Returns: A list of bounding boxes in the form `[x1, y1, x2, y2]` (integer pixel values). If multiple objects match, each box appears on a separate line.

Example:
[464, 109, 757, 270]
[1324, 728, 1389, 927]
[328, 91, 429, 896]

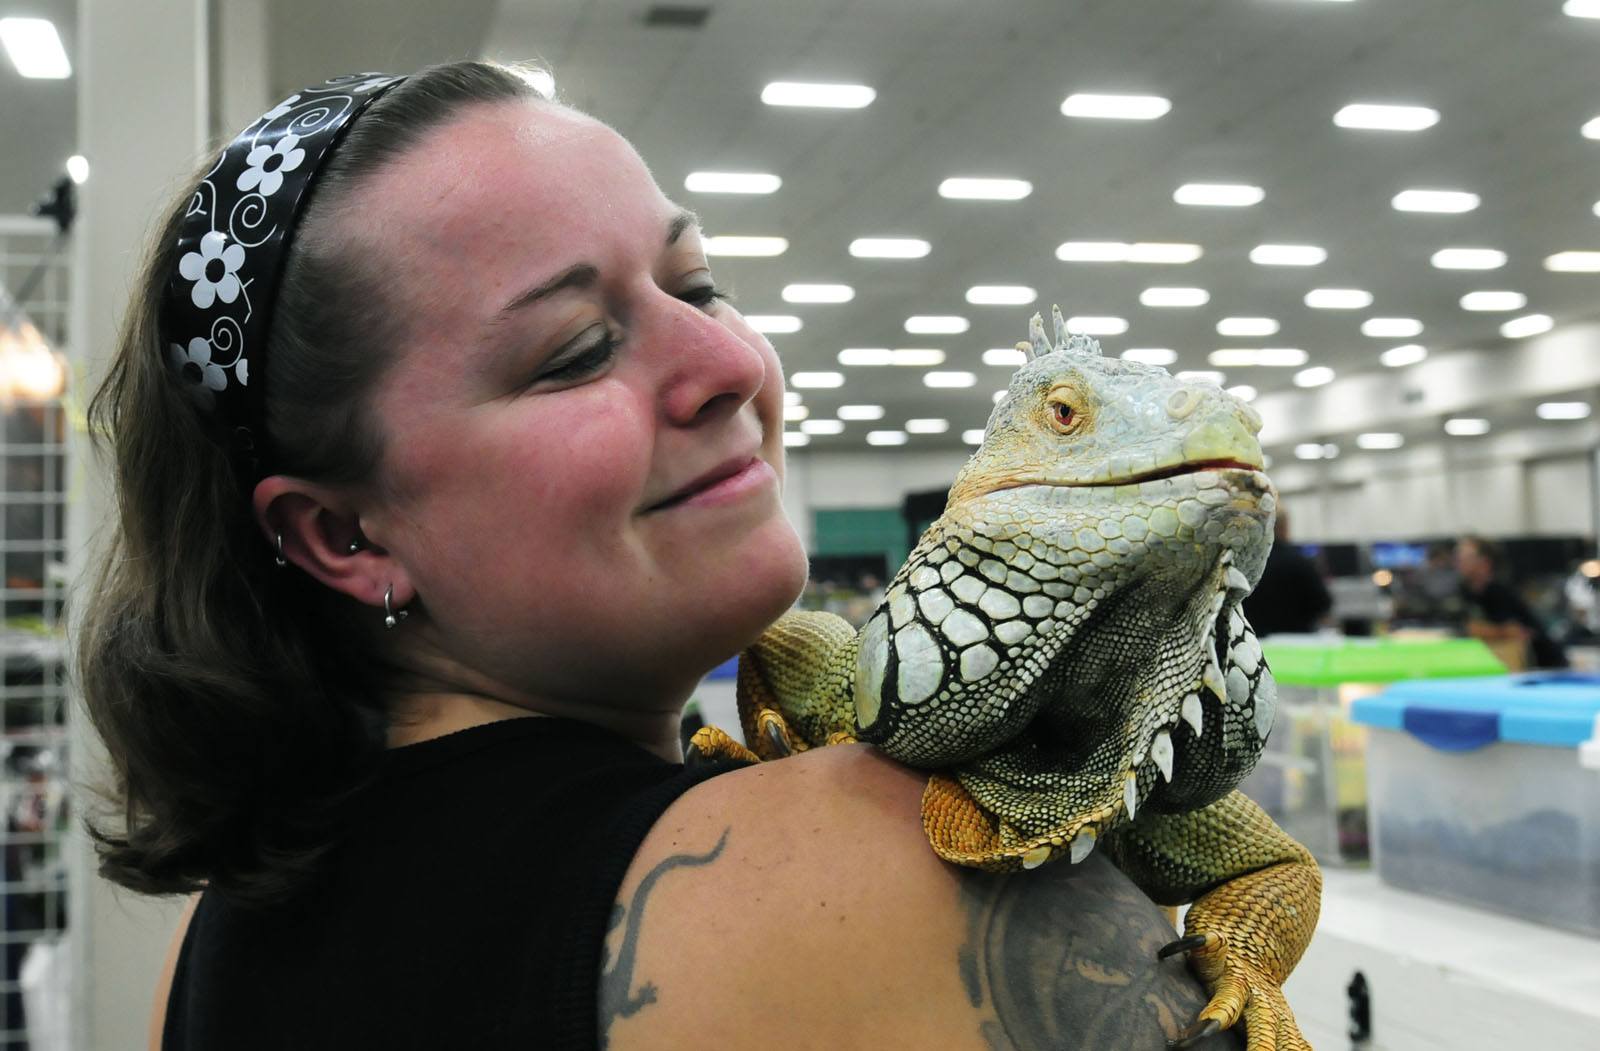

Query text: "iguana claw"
[1158, 934, 1210, 960]
[1168, 1018, 1220, 1048]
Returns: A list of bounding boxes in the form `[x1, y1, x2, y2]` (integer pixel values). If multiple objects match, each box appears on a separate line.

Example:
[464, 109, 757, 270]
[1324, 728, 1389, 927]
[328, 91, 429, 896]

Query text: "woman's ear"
[251, 475, 412, 610]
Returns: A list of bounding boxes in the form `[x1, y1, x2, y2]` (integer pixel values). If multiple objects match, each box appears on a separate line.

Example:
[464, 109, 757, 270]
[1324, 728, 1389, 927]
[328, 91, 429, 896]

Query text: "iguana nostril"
[1166, 389, 1202, 420]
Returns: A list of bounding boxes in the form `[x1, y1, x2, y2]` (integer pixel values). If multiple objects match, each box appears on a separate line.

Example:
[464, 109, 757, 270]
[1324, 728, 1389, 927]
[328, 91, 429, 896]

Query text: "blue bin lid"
[1350, 672, 1600, 751]
[704, 655, 740, 681]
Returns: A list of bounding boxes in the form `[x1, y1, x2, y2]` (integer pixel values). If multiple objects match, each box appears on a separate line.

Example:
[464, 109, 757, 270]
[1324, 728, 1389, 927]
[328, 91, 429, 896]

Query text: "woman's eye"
[541, 333, 618, 383]
[679, 284, 729, 309]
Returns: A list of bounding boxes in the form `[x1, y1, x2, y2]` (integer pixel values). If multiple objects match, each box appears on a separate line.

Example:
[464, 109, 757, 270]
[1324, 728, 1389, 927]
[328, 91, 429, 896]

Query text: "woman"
[77, 61, 1240, 1050]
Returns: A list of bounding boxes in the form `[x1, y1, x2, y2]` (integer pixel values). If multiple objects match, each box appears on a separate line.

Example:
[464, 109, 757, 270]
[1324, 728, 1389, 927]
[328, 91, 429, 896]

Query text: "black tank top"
[162, 716, 752, 1050]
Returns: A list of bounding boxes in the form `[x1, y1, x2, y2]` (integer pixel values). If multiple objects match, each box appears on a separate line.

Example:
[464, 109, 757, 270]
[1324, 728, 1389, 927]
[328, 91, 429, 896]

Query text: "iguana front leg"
[1105, 790, 1321, 1050]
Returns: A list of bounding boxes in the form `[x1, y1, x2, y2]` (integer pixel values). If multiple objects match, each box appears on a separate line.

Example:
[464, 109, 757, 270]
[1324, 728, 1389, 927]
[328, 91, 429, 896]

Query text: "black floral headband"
[159, 72, 407, 485]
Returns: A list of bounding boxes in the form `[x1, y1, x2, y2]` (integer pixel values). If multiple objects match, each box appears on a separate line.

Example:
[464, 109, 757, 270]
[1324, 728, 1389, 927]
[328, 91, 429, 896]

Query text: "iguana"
[689, 306, 1319, 1050]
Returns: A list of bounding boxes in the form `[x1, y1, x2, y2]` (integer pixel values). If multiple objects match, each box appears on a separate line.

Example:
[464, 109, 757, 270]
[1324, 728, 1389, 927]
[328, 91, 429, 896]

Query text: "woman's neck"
[384, 689, 685, 762]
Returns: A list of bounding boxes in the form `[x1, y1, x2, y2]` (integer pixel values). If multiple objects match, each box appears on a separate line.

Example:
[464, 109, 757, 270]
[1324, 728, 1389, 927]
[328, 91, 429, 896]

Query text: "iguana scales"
[689, 307, 1320, 1049]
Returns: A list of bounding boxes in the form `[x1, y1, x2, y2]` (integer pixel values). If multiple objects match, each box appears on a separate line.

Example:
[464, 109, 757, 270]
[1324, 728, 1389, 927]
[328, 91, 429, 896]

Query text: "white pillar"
[69, 2, 214, 1047]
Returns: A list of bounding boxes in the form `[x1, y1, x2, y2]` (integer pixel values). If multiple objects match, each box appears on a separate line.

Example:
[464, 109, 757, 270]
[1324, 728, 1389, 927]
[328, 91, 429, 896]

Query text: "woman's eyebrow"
[488, 208, 704, 327]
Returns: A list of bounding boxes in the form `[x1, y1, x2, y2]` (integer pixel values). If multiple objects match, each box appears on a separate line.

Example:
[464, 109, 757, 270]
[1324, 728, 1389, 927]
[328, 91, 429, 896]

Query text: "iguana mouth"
[1088, 458, 1264, 487]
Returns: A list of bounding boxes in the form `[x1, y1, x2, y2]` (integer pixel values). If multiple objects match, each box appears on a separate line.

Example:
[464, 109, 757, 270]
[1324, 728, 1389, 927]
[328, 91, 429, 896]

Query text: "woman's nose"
[655, 297, 769, 427]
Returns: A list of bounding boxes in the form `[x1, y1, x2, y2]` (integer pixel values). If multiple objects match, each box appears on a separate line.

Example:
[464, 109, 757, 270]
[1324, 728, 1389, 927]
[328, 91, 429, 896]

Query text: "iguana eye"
[1052, 401, 1078, 432]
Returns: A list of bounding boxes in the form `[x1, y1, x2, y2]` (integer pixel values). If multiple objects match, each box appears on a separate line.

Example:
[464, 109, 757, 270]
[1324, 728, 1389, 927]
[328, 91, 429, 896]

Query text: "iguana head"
[851, 306, 1279, 868]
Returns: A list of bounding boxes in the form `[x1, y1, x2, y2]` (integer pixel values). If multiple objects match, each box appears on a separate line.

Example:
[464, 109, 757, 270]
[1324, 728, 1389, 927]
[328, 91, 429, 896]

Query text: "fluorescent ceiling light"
[1537, 401, 1592, 420]
[1121, 347, 1177, 366]
[1444, 418, 1491, 436]
[1334, 104, 1439, 131]
[790, 371, 844, 389]
[1226, 384, 1258, 402]
[992, 390, 1008, 403]
[905, 418, 949, 434]
[0, 18, 71, 79]
[1501, 314, 1554, 339]
[703, 236, 787, 257]
[838, 348, 891, 366]
[784, 391, 803, 406]
[784, 404, 809, 422]
[1593, 200, 1600, 217]
[1305, 288, 1372, 309]
[1380, 344, 1428, 367]
[1055, 241, 1202, 263]
[1060, 93, 1171, 120]
[905, 315, 969, 334]
[1174, 183, 1264, 207]
[1209, 348, 1308, 367]
[1294, 366, 1336, 387]
[1431, 248, 1506, 270]
[837, 404, 885, 421]
[1176, 370, 1226, 386]
[939, 177, 1032, 201]
[1141, 287, 1209, 307]
[966, 285, 1037, 306]
[800, 419, 845, 435]
[924, 371, 977, 388]
[866, 430, 908, 446]
[1250, 244, 1325, 266]
[744, 315, 802, 334]
[783, 432, 809, 447]
[1065, 315, 1128, 335]
[684, 171, 781, 194]
[1567, 0, 1600, 16]
[1585, 116, 1600, 140]
[850, 238, 930, 258]
[1356, 432, 1405, 449]
[1545, 251, 1600, 272]
[983, 347, 1028, 367]
[963, 429, 986, 445]
[1216, 317, 1280, 337]
[838, 348, 947, 367]
[1460, 291, 1526, 311]
[1361, 317, 1424, 338]
[782, 283, 854, 303]
[1295, 443, 1338, 461]
[1392, 189, 1479, 213]
[761, 82, 875, 109]
[65, 155, 88, 184]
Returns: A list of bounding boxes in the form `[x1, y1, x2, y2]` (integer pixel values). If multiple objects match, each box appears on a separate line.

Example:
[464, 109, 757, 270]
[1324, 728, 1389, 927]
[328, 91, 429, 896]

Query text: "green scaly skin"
[715, 307, 1320, 1048]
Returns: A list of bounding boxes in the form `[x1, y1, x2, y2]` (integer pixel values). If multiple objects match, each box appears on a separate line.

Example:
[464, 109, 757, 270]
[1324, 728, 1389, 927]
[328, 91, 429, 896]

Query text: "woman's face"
[353, 100, 809, 705]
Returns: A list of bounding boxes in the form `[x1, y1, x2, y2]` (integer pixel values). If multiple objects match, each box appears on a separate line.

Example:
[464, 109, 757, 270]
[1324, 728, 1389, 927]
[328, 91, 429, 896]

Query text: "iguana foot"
[685, 726, 762, 768]
[1159, 931, 1312, 1051]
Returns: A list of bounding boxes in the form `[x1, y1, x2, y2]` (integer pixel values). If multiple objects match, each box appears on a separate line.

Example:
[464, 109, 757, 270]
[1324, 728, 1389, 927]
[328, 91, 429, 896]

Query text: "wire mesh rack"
[0, 215, 73, 1050]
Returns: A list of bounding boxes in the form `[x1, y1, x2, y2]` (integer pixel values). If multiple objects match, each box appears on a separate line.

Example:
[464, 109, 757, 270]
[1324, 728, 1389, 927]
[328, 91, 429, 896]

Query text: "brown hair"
[74, 61, 549, 908]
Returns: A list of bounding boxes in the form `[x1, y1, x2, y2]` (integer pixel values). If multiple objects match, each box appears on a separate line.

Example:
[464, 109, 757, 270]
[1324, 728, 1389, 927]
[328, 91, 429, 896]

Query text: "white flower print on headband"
[237, 135, 306, 198]
[177, 231, 246, 310]
[167, 337, 231, 409]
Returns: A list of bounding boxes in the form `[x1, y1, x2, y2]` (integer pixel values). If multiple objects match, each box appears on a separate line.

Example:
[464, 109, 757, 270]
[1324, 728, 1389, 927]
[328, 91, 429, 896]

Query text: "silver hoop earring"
[274, 533, 287, 567]
[384, 584, 409, 629]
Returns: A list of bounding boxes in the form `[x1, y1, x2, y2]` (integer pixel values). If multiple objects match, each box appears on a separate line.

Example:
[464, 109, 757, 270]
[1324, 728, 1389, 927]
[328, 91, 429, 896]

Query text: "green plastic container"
[1237, 637, 1504, 866]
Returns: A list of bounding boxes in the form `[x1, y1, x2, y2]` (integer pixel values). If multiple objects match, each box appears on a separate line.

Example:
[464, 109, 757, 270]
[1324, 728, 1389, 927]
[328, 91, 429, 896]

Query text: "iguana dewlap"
[690, 307, 1320, 1049]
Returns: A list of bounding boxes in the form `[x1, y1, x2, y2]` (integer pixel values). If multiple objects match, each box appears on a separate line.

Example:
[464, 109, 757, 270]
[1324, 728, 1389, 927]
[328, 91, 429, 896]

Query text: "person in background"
[1242, 504, 1333, 636]
[1455, 535, 1568, 669]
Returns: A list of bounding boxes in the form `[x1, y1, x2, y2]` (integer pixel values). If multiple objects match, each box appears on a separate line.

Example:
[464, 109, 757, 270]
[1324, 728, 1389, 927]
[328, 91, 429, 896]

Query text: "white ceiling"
[6, 0, 1599, 453]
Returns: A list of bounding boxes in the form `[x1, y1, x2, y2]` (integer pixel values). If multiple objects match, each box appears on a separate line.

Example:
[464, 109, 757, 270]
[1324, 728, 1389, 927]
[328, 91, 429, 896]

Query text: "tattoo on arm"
[956, 854, 1241, 1051]
[597, 828, 730, 1049]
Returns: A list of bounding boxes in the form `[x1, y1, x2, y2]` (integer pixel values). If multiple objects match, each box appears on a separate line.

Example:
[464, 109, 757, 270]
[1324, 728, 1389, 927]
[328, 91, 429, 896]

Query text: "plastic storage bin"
[1350, 673, 1600, 937]
[1236, 637, 1504, 866]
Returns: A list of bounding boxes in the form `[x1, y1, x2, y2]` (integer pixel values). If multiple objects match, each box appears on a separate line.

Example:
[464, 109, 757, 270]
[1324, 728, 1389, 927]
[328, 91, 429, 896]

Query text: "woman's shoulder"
[600, 743, 1240, 1051]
